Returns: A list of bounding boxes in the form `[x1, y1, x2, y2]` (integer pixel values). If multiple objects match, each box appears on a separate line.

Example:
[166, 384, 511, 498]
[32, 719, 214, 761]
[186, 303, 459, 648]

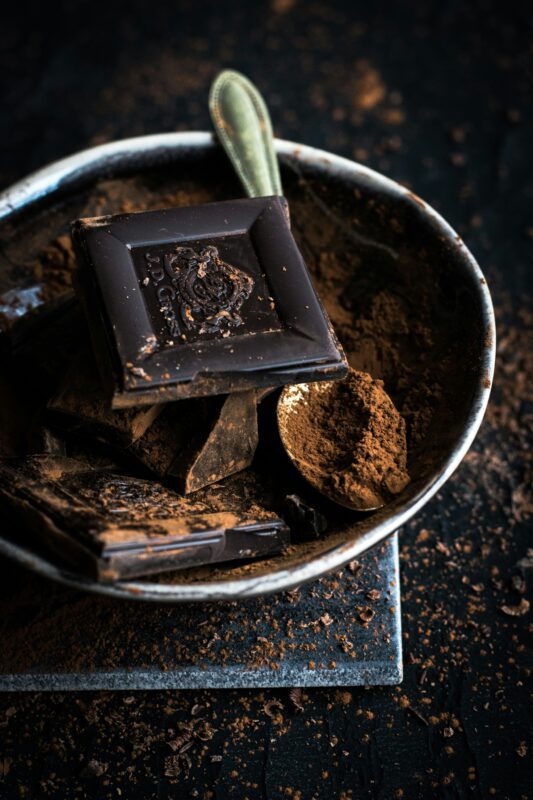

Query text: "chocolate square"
[72, 196, 347, 408]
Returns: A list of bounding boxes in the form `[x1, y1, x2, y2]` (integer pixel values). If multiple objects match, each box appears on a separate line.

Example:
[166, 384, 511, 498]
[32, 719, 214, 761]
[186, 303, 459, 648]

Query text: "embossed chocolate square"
[71, 196, 347, 408]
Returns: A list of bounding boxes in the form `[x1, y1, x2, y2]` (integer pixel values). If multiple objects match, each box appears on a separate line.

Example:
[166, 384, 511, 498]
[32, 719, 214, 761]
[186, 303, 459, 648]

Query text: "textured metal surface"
[0, 535, 401, 691]
[0, 132, 496, 601]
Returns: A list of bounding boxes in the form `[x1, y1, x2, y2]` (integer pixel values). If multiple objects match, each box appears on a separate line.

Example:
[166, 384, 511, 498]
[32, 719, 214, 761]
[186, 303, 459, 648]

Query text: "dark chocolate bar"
[71, 196, 347, 408]
[129, 390, 259, 493]
[0, 456, 289, 581]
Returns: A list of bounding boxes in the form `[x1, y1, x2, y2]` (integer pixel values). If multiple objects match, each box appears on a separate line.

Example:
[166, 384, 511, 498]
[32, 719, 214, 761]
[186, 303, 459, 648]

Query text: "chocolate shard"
[27, 425, 66, 456]
[0, 291, 77, 356]
[282, 494, 328, 540]
[0, 456, 290, 582]
[71, 196, 347, 408]
[47, 345, 263, 488]
[47, 348, 163, 446]
[129, 389, 260, 494]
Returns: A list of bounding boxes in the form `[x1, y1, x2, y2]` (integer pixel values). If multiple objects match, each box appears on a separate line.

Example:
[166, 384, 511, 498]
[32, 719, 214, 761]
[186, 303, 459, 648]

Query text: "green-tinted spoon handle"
[209, 70, 283, 198]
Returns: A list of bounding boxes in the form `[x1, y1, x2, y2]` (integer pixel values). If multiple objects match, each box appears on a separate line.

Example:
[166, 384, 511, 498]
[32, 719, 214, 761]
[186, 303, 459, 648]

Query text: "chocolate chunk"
[48, 345, 261, 488]
[0, 456, 290, 581]
[71, 196, 347, 408]
[129, 390, 260, 493]
[282, 494, 328, 539]
[47, 349, 163, 446]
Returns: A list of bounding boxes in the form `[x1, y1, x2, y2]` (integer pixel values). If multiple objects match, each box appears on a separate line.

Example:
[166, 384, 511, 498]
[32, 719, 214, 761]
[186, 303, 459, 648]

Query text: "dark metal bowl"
[0, 132, 495, 601]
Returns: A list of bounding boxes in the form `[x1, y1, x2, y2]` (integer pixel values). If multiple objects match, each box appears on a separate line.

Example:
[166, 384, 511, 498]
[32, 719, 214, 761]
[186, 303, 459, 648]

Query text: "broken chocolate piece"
[71, 196, 347, 408]
[47, 349, 163, 446]
[0, 456, 290, 581]
[282, 494, 328, 539]
[129, 390, 259, 493]
[48, 345, 263, 488]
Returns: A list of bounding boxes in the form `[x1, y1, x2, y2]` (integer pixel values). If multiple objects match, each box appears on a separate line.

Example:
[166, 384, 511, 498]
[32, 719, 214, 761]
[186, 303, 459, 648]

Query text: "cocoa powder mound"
[289, 188, 443, 452]
[280, 369, 410, 510]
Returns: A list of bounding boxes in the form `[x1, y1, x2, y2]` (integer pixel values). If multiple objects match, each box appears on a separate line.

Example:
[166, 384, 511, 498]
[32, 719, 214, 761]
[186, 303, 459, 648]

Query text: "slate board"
[0, 535, 401, 691]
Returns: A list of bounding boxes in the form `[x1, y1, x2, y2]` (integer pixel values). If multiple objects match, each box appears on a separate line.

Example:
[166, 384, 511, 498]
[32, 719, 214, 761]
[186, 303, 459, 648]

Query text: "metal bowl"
[0, 132, 495, 601]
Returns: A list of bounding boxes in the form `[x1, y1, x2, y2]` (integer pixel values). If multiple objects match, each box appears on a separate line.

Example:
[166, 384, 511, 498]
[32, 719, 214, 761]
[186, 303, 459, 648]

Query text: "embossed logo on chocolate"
[141, 244, 255, 342]
[167, 245, 254, 335]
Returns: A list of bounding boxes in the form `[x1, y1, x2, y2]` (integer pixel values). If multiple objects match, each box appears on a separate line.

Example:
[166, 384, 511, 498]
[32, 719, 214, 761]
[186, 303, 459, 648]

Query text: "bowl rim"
[0, 131, 496, 601]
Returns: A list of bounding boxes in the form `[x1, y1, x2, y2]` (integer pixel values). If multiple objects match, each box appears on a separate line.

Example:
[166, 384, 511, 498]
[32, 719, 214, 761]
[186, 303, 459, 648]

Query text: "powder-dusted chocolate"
[0, 456, 290, 581]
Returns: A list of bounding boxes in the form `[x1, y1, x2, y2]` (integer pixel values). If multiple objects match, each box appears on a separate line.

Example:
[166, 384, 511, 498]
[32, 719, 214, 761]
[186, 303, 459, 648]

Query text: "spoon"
[209, 69, 282, 199]
[277, 376, 379, 512]
[209, 72, 403, 512]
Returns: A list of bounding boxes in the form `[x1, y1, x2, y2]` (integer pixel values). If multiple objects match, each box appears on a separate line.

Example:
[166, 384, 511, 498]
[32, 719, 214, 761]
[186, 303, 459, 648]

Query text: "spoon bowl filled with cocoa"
[0, 82, 495, 601]
[277, 369, 411, 512]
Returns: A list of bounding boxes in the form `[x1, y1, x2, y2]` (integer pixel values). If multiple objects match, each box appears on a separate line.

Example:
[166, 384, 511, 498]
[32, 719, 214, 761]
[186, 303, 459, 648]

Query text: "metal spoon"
[209, 69, 282, 199]
[276, 377, 383, 512]
[210, 72, 383, 512]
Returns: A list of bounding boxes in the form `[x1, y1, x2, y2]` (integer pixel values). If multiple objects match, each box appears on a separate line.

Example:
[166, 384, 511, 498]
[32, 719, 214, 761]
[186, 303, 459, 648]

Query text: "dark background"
[0, 1, 531, 798]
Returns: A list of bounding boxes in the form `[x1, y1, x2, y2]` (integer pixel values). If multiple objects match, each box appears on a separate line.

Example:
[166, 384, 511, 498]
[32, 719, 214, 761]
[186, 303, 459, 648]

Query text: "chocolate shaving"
[499, 599, 530, 617]
[289, 687, 305, 712]
[263, 699, 284, 719]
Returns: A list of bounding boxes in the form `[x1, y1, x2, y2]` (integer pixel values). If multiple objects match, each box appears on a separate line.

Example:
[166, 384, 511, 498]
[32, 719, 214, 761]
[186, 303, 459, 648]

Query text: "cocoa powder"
[280, 369, 410, 510]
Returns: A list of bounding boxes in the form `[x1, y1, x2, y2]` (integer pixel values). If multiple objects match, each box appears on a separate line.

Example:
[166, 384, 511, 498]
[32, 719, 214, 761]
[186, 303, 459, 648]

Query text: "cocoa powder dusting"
[280, 369, 410, 510]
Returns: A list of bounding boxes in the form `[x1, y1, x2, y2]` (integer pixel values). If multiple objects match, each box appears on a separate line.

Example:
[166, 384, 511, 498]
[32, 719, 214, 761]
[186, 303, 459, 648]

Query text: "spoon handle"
[209, 70, 283, 198]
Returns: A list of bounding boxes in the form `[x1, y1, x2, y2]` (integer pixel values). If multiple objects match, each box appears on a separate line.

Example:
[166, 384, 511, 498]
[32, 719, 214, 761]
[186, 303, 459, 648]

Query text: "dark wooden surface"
[0, 1, 531, 798]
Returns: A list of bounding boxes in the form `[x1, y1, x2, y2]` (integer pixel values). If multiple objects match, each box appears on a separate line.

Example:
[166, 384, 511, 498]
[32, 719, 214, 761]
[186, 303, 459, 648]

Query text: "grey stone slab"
[0, 535, 401, 691]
